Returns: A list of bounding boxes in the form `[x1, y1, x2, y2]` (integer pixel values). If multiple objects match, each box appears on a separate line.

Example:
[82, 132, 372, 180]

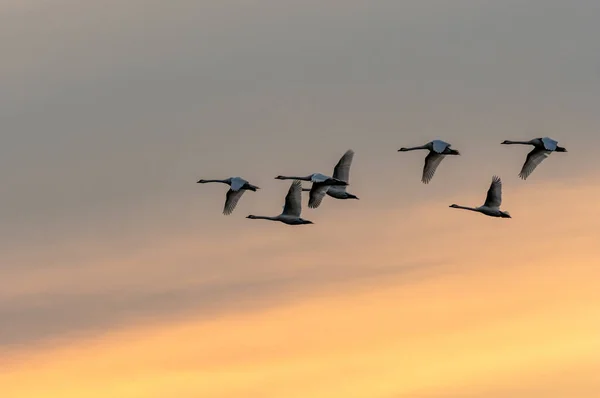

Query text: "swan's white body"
[197, 176, 259, 215]
[301, 149, 359, 207]
[501, 137, 567, 180]
[449, 176, 511, 218]
[247, 180, 313, 225]
[398, 139, 460, 183]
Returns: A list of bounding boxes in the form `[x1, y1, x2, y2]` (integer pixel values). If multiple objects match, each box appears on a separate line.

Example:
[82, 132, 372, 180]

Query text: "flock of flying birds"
[197, 137, 567, 225]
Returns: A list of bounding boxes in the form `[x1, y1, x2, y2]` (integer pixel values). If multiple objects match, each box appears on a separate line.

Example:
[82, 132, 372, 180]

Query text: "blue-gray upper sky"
[1, 0, 599, 348]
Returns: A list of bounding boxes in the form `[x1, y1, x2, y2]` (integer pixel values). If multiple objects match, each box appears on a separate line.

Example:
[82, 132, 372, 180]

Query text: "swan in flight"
[246, 180, 313, 225]
[398, 140, 461, 183]
[301, 149, 359, 208]
[449, 175, 511, 218]
[197, 177, 259, 215]
[275, 170, 348, 210]
[501, 137, 567, 180]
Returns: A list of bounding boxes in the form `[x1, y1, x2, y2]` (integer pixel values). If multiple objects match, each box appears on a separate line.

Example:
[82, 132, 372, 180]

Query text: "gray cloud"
[0, 255, 448, 348]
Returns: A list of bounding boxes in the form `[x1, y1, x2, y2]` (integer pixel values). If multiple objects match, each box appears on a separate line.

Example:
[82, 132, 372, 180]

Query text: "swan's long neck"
[452, 205, 479, 212]
[198, 179, 227, 184]
[250, 216, 279, 221]
[400, 145, 428, 151]
[502, 140, 531, 145]
[278, 176, 310, 181]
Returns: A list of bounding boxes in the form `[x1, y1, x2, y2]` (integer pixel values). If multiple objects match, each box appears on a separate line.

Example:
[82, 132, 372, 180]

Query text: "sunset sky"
[2, 1, 600, 397]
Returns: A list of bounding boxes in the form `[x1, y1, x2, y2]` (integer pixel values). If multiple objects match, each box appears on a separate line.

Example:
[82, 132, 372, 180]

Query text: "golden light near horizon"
[2, 257, 599, 398]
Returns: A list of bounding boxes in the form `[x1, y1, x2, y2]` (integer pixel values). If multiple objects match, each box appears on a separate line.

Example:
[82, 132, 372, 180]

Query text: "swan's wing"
[519, 148, 550, 180]
[282, 180, 302, 216]
[223, 188, 246, 215]
[483, 175, 502, 208]
[230, 177, 246, 191]
[422, 152, 445, 184]
[541, 137, 558, 151]
[308, 183, 329, 209]
[332, 149, 354, 183]
[432, 140, 450, 153]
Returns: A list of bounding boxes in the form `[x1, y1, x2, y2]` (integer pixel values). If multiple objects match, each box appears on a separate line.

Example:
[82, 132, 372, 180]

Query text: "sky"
[1, 1, 600, 397]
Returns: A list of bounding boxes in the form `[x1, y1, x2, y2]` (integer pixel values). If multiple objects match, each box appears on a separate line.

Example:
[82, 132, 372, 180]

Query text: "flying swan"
[398, 140, 460, 183]
[501, 137, 567, 180]
[301, 149, 359, 208]
[196, 177, 259, 215]
[246, 180, 313, 225]
[275, 168, 348, 210]
[449, 175, 511, 218]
